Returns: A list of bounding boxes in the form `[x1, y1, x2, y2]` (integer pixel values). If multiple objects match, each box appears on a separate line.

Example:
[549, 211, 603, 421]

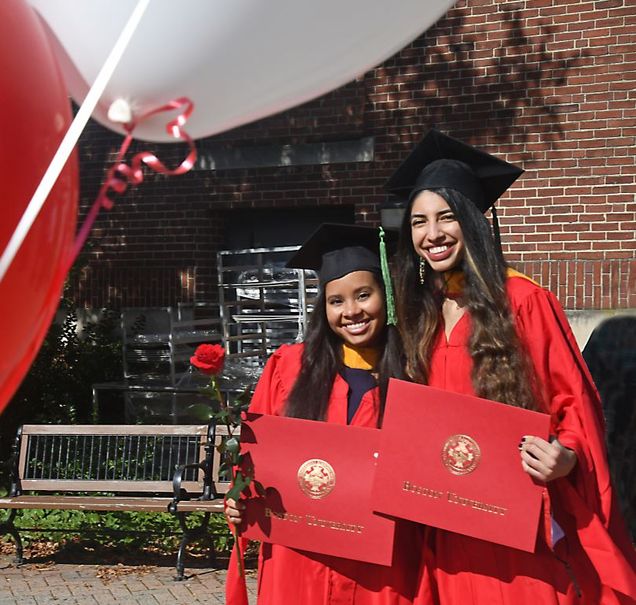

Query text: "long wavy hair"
[395, 187, 538, 410]
[285, 272, 405, 424]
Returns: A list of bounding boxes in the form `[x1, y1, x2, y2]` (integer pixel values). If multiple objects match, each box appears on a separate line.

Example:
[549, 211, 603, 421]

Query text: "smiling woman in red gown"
[389, 130, 636, 604]
[226, 224, 429, 605]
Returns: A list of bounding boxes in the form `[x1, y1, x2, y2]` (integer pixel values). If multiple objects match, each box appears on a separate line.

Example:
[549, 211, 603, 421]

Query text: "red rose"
[191, 343, 225, 375]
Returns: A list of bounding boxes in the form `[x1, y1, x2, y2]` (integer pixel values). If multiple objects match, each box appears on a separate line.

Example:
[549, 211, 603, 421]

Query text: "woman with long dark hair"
[226, 223, 427, 605]
[389, 130, 636, 604]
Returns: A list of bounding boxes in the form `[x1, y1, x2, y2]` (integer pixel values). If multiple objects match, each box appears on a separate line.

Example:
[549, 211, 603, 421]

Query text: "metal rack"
[217, 245, 317, 367]
[92, 305, 223, 423]
[120, 305, 222, 385]
[92, 248, 318, 422]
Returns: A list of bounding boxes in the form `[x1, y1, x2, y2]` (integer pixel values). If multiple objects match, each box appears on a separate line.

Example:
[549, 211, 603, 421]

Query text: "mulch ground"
[0, 537, 258, 573]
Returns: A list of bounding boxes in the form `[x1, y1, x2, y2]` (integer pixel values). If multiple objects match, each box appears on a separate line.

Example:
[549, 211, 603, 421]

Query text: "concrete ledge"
[565, 309, 636, 350]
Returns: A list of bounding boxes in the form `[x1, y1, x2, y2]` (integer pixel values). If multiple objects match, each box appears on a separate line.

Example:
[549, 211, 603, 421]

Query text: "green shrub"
[0, 301, 122, 487]
[0, 508, 233, 554]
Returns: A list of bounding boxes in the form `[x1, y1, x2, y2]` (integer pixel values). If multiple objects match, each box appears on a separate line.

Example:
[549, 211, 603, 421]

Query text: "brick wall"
[73, 0, 635, 310]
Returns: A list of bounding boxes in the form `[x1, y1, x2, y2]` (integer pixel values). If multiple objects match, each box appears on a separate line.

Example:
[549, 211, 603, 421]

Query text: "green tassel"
[378, 227, 397, 326]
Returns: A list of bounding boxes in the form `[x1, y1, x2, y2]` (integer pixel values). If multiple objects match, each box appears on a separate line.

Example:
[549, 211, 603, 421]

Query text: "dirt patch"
[96, 563, 154, 582]
[0, 537, 257, 569]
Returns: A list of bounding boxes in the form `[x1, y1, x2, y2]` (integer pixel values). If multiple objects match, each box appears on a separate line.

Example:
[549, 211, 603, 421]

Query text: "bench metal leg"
[0, 510, 24, 565]
[174, 512, 215, 581]
[175, 512, 189, 581]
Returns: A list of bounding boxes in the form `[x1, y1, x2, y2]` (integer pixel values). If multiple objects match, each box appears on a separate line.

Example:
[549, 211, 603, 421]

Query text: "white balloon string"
[0, 0, 151, 284]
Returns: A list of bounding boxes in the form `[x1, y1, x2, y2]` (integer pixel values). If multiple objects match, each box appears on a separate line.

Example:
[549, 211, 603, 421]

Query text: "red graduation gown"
[417, 276, 636, 604]
[248, 343, 424, 605]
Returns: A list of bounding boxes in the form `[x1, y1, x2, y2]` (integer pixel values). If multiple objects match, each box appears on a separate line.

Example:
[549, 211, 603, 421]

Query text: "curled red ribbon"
[67, 97, 197, 269]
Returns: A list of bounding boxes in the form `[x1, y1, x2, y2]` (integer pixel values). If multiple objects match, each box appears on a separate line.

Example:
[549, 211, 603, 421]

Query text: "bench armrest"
[169, 460, 213, 513]
[170, 424, 217, 513]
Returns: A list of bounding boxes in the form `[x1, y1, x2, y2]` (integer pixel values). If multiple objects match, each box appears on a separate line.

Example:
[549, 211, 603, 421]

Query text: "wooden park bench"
[0, 423, 237, 580]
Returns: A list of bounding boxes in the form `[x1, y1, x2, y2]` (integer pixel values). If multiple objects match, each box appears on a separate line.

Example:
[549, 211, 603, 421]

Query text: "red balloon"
[0, 0, 78, 414]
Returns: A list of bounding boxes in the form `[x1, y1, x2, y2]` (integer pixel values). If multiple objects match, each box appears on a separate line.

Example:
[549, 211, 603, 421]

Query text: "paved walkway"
[0, 555, 257, 604]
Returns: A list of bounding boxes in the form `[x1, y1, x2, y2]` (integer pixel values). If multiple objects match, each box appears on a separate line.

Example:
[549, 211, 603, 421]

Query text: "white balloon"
[29, 0, 454, 142]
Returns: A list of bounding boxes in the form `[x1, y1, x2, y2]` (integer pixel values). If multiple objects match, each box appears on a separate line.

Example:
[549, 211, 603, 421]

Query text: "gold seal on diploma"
[441, 434, 481, 475]
[297, 459, 336, 499]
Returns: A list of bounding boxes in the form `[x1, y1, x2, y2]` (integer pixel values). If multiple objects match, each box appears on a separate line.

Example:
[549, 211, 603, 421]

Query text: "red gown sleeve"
[512, 283, 636, 599]
[513, 287, 607, 506]
[249, 344, 301, 415]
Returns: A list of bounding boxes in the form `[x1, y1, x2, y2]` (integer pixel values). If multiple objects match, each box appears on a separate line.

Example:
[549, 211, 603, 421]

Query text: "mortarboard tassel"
[378, 227, 397, 326]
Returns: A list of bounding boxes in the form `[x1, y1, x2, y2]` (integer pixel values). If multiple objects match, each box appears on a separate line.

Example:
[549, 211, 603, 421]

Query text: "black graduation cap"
[286, 223, 397, 284]
[385, 129, 524, 213]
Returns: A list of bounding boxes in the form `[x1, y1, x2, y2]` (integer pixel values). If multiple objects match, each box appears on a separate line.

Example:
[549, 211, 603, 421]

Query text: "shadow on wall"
[582, 316, 636, 541]
[377, 4, 592, 152]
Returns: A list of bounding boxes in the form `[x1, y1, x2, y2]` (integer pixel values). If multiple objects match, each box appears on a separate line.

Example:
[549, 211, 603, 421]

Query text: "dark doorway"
[223, 206, 355, 249]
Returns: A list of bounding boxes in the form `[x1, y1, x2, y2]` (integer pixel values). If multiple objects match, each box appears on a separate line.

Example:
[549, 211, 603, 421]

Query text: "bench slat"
[20, 425, 210, 436]
[0, 496, 175, 512]
[20, 425, 233, 436]
[18, 479, 205, 493]
[0, 495, 225, 513]
[171, 500, 225, 513]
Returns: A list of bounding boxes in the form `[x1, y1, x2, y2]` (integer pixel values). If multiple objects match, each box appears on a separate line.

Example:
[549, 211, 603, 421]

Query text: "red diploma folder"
[239, 413, 395, 566]
[372, 379, 550, 552]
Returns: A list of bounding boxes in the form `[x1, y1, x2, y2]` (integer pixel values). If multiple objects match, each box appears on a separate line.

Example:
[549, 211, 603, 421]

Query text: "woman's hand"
[225, 497, 245, 526]
[519, 436, 577, 482]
